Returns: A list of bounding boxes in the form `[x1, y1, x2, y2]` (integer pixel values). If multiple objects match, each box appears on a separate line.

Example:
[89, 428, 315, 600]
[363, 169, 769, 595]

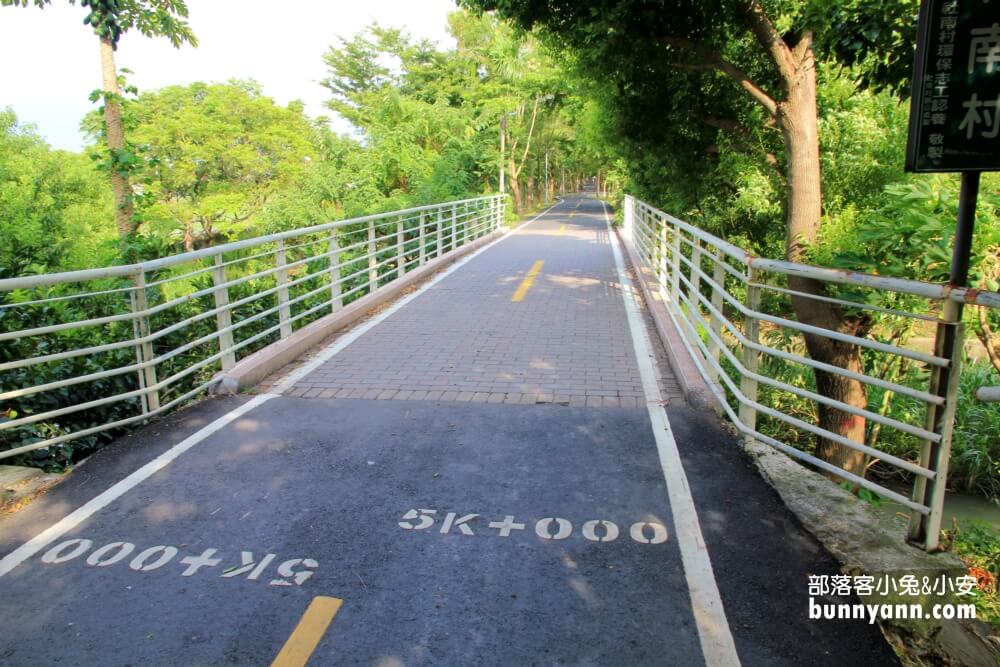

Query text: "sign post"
[905, 0, 998, 549]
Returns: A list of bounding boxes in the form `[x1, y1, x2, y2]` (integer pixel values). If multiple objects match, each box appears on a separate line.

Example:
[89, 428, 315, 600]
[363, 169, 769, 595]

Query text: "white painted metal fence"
[622, 194, 1000, 550]
[0, 195, 505, 463]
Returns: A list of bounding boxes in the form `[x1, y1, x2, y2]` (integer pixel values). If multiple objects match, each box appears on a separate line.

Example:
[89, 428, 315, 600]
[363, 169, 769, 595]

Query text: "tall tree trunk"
[183, 223, 195, 252]
[508, 153, 524, 213]
[99, 37, 136, 239]
[777, 36, 869, 479]
[506, 97, 540, 214]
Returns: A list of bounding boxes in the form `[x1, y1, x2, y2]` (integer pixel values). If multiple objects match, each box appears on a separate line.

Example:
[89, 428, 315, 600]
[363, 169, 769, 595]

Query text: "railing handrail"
[1, 194, 506, 462]
[0, 194, 504, 291]
[632, 198, 1000, 310]
[623, 193, 998, 551]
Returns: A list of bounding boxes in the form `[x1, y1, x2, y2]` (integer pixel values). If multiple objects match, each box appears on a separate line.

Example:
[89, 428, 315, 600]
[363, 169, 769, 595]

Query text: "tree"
[464, 0, 920, 478]
[321, 15, 578, 214]
[89, 81, 318, 251]
[3, 0, 197, 242]
[0, 108, 114, 276]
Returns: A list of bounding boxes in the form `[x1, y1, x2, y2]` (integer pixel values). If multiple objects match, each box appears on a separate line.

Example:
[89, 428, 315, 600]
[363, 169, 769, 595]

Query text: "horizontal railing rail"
[622, 194, 999, 550]
[1, 195, 506, 462]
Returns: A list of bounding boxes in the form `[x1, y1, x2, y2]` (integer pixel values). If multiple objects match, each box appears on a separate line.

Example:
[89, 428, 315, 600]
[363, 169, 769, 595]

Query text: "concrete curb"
[1, 465, 64, 514]
[616, 228, 718, 412]
[216, 229, 504, 392]
[742, 439, 998, 666]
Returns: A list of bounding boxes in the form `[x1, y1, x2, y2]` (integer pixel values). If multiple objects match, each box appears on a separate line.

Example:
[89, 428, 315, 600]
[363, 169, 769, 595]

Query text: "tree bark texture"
[659, 3, 873, 478]
[100, 37, 136, 239]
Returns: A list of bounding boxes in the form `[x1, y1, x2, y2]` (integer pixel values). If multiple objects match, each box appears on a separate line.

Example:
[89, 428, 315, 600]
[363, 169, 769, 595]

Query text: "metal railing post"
[472, 201, 477, 241]
[671, 220, 682, 305]
[910, 301, 966, 549]
[368, 218, 378, 291]
[437, 208, 444, 258]
[328, 230, 342, 313]
[690, 237, 703, 307]
[739, 267, 761, 435]
[923, 323, 964, 550]
[129, 270, 159, 414]
[658, 214, 669, 293]
[460, 202, 468, 246]
[449, 204, 457, 252]
[623, 195, 634, 243]
[211, 254, 236, 372]
[418, 211, 426, 266]
[707, 251, 726, 385]
[275, 240, 292, 339]
[396, 216, 406, 277]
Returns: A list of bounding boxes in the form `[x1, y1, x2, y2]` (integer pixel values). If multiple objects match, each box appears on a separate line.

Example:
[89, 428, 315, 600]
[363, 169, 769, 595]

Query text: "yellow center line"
[511, 260, 544, 302]
[271, 596, 344, 667]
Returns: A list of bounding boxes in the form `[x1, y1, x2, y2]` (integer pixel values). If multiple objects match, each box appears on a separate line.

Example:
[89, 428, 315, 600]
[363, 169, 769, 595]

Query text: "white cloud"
[0, 0, 458, 151]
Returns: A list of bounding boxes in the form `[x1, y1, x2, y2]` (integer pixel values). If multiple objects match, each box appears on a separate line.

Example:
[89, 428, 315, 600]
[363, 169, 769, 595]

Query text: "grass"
[942, 519, 1000, 627]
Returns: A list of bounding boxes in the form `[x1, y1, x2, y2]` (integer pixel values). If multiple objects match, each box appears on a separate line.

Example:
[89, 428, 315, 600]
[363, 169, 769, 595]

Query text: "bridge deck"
[0, 197, 894, 665]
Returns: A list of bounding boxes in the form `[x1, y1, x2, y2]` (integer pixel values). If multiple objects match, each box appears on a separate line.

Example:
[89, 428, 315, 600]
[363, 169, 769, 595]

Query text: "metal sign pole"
[903, 0, 997, 548]
[910, 171, 980, 548]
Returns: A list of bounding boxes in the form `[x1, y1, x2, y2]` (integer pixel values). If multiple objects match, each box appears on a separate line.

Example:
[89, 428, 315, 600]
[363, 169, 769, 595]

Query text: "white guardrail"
[0, 195, 505, 462]
[622, 194, 1000, 551]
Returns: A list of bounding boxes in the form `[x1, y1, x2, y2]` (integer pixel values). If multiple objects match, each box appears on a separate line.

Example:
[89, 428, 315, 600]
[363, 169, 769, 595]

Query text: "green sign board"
[906, 0, 1000, 172]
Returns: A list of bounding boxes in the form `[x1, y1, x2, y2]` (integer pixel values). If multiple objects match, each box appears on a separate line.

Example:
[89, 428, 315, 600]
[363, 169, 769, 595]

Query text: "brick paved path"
[286, 196, 676, 408]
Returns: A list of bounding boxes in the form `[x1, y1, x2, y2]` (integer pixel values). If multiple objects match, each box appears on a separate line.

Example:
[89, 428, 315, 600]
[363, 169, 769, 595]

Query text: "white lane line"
[601, 202, 741, 667]
[0, 199, 570, 579]
[273, 199, 566, 393]
[0, 394, 276, 578]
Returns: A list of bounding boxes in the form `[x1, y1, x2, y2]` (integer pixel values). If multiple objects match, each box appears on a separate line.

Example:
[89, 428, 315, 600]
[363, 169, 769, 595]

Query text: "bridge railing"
[622, 194, 1000, 550]
[0, 195, 505, 464]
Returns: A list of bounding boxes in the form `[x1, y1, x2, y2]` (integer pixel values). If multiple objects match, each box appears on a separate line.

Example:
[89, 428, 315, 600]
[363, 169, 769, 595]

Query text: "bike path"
[0, 197, 895, 666]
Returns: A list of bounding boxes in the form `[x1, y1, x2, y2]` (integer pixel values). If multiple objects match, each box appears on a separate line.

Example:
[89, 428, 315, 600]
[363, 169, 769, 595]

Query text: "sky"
[0, 0, 458, 151]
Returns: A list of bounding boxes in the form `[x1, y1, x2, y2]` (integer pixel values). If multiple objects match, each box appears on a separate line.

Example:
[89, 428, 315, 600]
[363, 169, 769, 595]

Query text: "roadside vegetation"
[0, 5, 602, 468]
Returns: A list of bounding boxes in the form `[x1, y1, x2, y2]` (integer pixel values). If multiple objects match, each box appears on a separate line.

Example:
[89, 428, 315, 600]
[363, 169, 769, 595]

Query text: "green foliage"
[816, 173, 1000, 289]
[321, 14, 590, 213]
[841, 481, 886, 507]
[1, 0, 197, 49]
[946, 520, 1000, 626]
[2, 11, 598, 469]
[951, 364, 1000, 500]
[0, 109, 116, 276]
[951, 521, 1000, 576]
[92, 81, 320, 251]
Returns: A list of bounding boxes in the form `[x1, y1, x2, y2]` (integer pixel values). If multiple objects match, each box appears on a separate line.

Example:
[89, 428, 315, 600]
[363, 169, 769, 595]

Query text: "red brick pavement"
[284, 197, 680, 407]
